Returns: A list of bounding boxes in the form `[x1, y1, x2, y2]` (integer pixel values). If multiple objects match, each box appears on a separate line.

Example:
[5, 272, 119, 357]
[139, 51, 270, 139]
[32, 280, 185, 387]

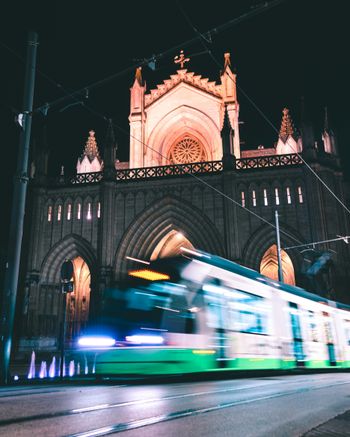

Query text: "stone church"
[18, 52, 349, 351]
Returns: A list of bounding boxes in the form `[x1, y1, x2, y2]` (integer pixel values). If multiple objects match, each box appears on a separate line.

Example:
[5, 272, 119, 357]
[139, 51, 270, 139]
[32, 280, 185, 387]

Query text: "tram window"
[226, 290, 268, 334]
[345, 322, 350, 346]
[289, 302, 302, 340]
[307, 311, 318, 342]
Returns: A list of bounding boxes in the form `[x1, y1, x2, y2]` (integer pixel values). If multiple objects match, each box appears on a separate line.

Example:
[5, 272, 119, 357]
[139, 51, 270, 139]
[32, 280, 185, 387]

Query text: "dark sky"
[0, 0, 349, 257]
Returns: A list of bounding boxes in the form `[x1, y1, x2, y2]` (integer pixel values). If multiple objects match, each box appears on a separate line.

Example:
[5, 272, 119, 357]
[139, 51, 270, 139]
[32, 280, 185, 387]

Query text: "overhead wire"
[176, 1, 350, 222]
[3, 1, 346, 249]
[32, 0, 286, 114]
[2, 37, 304, 245]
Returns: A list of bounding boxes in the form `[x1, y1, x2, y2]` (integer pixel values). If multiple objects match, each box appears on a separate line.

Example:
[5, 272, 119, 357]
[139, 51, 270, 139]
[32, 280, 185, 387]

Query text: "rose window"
[169, 137, 206, 164]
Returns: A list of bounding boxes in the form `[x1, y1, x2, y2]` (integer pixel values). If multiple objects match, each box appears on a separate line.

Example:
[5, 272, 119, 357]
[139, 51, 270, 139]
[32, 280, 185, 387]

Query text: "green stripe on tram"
[95, 348, 216, 375]
[74, 348, 350, 375]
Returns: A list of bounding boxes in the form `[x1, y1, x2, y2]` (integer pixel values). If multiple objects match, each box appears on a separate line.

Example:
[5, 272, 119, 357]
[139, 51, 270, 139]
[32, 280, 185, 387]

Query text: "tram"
[77, 248, 350, 375]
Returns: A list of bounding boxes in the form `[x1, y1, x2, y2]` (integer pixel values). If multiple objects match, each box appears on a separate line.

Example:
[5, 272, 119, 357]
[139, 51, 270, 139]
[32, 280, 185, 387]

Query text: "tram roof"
[178, 249, 350, 311]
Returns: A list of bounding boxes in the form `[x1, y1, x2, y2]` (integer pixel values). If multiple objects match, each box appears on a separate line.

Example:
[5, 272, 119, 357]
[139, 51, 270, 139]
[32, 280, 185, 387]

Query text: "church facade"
[18, 52, 350, 351]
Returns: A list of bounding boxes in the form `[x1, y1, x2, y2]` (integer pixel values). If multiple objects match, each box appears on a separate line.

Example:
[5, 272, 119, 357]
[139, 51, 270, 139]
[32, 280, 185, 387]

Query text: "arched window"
[286, 187, 292, 204]
[86, 202, 92, 220]
[260, 244, 295, 286]
[67, 203, 72, 221]
[274, 188, 280, 205]
[297, 186, 304, 203]
[263, 188, 268, 206]
[252, 189, 257, 207]
[47, 205, 52, 222]
[241, 191, 245, 208]
[57, 205, 62, 221]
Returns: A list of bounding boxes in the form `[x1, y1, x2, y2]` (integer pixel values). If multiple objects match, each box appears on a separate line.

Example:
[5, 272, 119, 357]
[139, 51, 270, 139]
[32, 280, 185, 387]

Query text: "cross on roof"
[174, 50, 190, 69]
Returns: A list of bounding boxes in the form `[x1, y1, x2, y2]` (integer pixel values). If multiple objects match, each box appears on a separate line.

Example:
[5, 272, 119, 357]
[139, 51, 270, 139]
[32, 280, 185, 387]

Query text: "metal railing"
[48, 154, 303, 186]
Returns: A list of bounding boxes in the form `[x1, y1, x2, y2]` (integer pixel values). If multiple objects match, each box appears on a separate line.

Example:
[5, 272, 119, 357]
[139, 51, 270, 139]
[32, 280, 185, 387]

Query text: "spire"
[279, 108, 296, 143]
[220, 52, 237, 104]
[104, 119, 117, 172]
[77, 130, 103, 174]
[300, 96, 306, 122]
[324, 106, 330, 132]
[105, 119, 117, 152]
[134, 67, 144, 86]
[322, 106, 337, 155]
[83, 130, 101, 162]
[221, 105, 235, 170]
[223, 52, 231, 71]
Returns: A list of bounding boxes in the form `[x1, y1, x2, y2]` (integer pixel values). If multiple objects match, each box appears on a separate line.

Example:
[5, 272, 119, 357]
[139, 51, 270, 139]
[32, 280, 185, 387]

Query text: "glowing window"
[298, 186, 303, 203]
[47, 206, 52, 222]
[241, 192, 245, 208]
[252, 190, 257, 207]
[57, 205, 62, 221]
[286, 187, 292, 204]
[275, 188, 280, 205]
[87, 203, 92, 220]
[97, 202, 101, 218]
[77, 203, 81, 220]
[263, 189, 268, 206]
[67, 204, 72, 221]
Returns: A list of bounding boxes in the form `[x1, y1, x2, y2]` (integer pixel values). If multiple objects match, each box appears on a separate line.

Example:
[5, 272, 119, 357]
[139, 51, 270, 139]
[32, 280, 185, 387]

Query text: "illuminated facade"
[18, 52, 349, 352]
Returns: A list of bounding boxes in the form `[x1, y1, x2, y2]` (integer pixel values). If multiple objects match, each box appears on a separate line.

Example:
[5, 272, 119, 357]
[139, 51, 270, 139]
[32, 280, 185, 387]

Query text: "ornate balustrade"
[48, 154, 303, 186]
[116, 160, 223, 181]
[236, 153, 303, 169]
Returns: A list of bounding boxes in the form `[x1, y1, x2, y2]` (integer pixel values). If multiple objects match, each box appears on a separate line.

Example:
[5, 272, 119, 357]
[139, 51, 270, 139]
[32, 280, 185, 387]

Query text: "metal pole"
[275, 210, 284, 283]
[0, 31, 38, 385]
[60, 292, 67, 379]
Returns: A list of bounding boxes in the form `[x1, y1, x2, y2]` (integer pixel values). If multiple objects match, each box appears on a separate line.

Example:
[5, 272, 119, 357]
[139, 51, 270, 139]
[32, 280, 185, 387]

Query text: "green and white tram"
[77, 248, 350, 375]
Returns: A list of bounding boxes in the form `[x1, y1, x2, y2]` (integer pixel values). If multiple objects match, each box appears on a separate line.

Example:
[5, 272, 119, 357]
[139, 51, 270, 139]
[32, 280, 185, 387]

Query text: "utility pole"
[275, 210, 284, 283]
[0, 31, 38, 385]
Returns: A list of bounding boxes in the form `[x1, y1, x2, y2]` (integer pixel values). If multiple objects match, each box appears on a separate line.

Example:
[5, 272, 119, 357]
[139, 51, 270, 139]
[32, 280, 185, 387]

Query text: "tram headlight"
[125, 334, 164, 345]
[77, 335, 116, 348]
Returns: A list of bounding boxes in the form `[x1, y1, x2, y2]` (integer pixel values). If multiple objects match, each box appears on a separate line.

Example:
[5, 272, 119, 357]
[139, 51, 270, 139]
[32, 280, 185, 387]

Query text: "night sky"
[1, 0, 349, 269]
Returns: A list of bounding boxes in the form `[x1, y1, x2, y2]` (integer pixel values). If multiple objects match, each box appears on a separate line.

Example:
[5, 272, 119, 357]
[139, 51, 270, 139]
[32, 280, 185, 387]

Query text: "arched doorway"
[260, 244, 296, 285]
[150, 230, 194, 260]
[65, 256, 91, 339]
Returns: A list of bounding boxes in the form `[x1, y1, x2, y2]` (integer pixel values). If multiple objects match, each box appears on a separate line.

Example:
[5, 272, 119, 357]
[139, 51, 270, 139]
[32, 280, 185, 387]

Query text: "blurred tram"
[77, 248, 350, 375]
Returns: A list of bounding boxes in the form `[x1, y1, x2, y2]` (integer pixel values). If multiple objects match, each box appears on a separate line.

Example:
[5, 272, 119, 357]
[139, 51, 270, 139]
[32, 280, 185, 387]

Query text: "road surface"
[0, 372, 350, 436]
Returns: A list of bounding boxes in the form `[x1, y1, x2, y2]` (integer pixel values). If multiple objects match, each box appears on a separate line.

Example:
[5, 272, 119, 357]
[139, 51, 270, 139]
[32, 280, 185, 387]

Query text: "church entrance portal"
[150, 230, 194, 260]
[65, 256, 91, 340]
[260, 244, 295, 285]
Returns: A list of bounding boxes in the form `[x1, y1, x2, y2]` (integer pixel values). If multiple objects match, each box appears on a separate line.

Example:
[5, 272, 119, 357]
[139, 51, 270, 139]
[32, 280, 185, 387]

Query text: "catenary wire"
[32, 0, 286, 113]
[0, 5, 305, 246]
[3, 3, 345, 248]
[177, 1, 350, 220]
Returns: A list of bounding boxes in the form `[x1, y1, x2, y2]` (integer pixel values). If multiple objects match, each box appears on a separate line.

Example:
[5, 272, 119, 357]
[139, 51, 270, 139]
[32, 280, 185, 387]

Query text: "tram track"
[65, 380, 350, 437]
[0, 378, 349, 431]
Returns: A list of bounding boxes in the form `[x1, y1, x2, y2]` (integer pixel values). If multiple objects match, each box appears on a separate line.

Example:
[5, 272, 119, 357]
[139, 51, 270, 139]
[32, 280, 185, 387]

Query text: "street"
[0, 372, 349, 436]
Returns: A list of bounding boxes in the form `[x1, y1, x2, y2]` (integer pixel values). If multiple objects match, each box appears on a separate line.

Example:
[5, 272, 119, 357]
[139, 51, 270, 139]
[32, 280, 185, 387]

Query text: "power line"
[32, 0, 286, 114]
[177, 1, 350, 218]
[284, 235, 349, 251]
[2, 3, 342, 247]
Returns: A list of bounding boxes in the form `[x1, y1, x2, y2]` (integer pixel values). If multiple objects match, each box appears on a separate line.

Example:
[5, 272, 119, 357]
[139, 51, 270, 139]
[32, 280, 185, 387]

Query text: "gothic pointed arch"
[40, 234, 98, 284]
[260, 244, 296, 285]
[146, 105, 222, 166]
[242, 223, 304, 284]
[114, 196, 224, 279]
